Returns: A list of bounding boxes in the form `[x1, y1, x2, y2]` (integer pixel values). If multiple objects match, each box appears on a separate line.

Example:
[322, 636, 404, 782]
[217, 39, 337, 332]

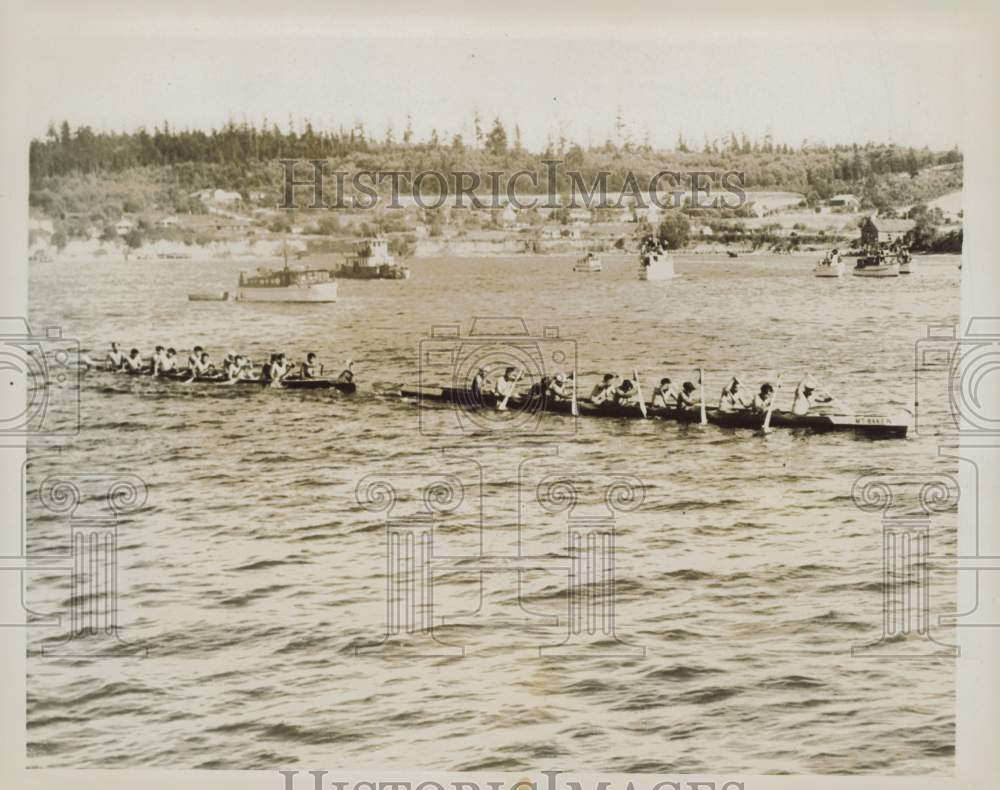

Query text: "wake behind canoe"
[399, 385, 908, 438]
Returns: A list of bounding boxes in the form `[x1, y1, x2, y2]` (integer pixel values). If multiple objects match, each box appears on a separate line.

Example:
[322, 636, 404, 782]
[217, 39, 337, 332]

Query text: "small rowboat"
[400, 386, 908, 439]
[93, 368, 356, 394]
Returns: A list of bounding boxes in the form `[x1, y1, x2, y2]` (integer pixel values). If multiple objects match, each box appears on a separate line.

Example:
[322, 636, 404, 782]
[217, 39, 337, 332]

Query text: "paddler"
[123, 348, 144, 373]
[193, 351, 214, 376]
[336, 359, 355, 384]
[527, 375, 552, 400]
[470, 368, 488, 401]
[301, 352, 322, 379]
[547, 372, 572, 401]
[269, 353, 291, 386]
[675, 381, 698, 411]
[187, 346, 204, 371]
[150, 346, 167, 375]
[106, 342, 126, 371]
[590, 373, 618, 405]
[158, 347, 178, 376]
[750, 382, 775, 414]
[791, 377, 833, 415]
[719, 376, 749, 412]
[613, 378, 638, 406]
[224, 354, 242, 380]
[495, 367, 519, 402]
[652, 377, 676, 408]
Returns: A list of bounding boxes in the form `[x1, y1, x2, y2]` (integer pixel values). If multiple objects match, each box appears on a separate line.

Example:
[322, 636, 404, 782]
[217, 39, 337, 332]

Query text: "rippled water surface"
[27, 253, 961, 772]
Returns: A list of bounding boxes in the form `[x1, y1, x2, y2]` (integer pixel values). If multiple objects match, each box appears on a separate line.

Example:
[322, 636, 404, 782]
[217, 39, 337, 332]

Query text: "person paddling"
[107, 342, 126, 371]
[495, 367, 519, 402]
[675, 381, 698, 411]
[187, 346, 204, 371]
[547, 372, 572, 401]
[470, 367, 488, 403]
[751, 382, 775, 414]
[337, 360, 355, 384]
[652, 377, 677, 409]
[301, 352, 322, 379]
[613, 378, 638, 406]
[590, 373, 618, 405]
[158, 347, 178, 377]
[719, 376, 749, 411]
[791, 377, 833, 415]
[123, 348, 144, 373]
[150, 346, 167, 375]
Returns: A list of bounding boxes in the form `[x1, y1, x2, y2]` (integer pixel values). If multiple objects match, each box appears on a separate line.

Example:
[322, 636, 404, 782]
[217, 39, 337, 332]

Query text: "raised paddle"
[761, 375, 783, 435]
[497, 370, 522, 412]
[633, 368, 647, 418]
[570, 370, 579, 417]
[698, 368, 707, 425]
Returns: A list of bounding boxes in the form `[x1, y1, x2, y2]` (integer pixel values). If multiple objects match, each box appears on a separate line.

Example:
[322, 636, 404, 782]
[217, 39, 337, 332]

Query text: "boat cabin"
[239, 266, 334, 288]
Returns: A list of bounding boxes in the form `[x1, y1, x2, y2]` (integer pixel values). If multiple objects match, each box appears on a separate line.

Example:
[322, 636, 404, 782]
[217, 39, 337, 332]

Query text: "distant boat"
[337, 237, 410, 280]
[727, 250, 738, 258]
[573, 252, 602, 272]
[814, 250, 844, 278]
[852, 252, 900, 278]
[188, 291, 230, 302]
[639, 244, 677, 281]
[236, 265, 338, 302]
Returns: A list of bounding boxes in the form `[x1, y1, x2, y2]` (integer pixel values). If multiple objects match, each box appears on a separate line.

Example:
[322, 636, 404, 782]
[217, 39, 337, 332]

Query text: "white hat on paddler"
[555, 372, 566, 383]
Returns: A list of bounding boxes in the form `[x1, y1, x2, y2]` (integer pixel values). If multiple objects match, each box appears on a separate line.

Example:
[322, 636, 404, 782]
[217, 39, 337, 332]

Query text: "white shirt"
[496, 376, 516, 397]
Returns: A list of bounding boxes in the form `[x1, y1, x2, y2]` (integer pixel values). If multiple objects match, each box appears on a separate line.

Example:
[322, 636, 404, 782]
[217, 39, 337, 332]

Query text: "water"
[26, 252, 961, 772]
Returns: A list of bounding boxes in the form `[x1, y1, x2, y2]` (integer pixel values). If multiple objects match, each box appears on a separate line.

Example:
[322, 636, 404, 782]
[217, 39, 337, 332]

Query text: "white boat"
[574, 253, 602, 272]
[814, 251, 844, 278]
[235, 265, 338, 302]
[639, 249, 677, 281]
[899, 254, 915, 274]
[852, 260, 900, 278]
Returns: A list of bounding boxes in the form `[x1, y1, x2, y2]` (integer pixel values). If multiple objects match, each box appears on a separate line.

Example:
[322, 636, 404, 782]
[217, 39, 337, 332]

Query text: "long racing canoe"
[89, 367, 357, 394]
[399, 385, 908, 438]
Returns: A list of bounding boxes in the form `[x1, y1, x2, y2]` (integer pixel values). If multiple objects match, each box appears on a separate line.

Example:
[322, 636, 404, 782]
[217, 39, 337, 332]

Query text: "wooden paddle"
[633, 368, 647, 418]
[570, 370, 579, 417]
[698, 368, 707, 425]
[497, 370, 522, 412]
[761, 375, 782, 435]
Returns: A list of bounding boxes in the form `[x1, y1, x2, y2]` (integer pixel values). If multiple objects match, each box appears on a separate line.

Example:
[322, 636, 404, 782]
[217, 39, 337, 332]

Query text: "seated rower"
[158, 348, 178, 376]
[750, 382, 775, 414]
[187, 346, 204, 371]
[301, 352, 322, 379]
[652, 377, 676, 409]
[590, 373, 618, 405]
[614, 378, 638, 406]
[260, 354, 276, 383]
[547, 372, 572, 401]
[106, 342, 126, 371]
[470, 367, 488, 402]
[495, 367, 519, 409]
[123, 348, 144, 373]
[193, 351, 214, 376]
[150, 346, 167, 375]
[791, 378, 833, 415]
[269, 353, 291, 386]
[238, 356, 256, 380]
[224, 354, 242, 381]
[527, 375, 551, 400]
[675, 381, 698, 411]
[719, 376, 749, 412]
[337, 359, 355, 384]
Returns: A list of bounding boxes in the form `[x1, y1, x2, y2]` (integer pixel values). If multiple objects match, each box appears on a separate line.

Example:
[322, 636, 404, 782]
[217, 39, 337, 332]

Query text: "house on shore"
[829, 194, 861, 212]
[860, 216, 916, 246]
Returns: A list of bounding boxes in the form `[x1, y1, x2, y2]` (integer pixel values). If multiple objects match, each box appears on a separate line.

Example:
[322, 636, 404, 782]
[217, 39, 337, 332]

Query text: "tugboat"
[813, 248, 845, 278]
[235, 247, 338, 302]
[573, 252, 603, 272]
[638, 234, 677, 281]
[337, 237, 410, 280]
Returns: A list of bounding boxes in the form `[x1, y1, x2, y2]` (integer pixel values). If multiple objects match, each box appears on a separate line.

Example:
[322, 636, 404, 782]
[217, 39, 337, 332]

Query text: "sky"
[14, 3, 970, 152]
